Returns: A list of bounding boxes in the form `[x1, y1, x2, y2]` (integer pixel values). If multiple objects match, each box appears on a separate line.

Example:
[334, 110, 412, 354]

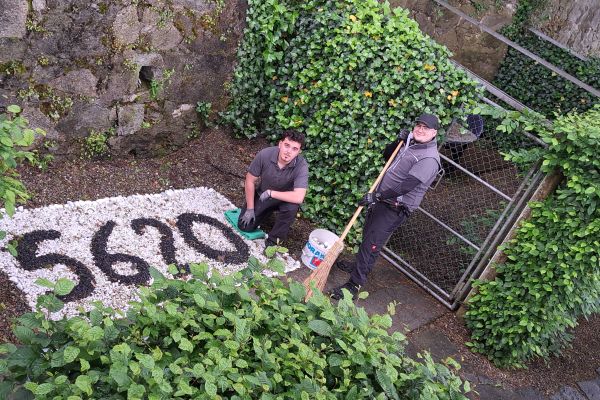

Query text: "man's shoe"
[335, 259, 355, 274]
[328, 280, 359, 300]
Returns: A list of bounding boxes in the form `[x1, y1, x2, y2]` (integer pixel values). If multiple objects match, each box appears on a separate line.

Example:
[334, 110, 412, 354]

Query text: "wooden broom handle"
[337, 140, 406, 241]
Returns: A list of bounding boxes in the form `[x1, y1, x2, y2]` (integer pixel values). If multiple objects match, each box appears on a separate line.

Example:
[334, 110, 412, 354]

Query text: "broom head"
[303, 239, 344, 301]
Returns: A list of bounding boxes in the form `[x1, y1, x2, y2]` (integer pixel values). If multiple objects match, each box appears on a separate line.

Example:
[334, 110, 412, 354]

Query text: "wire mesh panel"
[382, 112, 544, 309]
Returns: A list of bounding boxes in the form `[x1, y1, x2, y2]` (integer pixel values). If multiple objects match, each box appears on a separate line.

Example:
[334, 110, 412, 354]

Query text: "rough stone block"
[515, 387, 548, 400]
[150, 23, 183, 51]
[21, 106, 62, 141]
[117, 104, 145, 136]
[171, 0, 215, 13]
[100, 70, 139, 105]
[0, 38, 26, 63]
[578, 380, 600, 400]
[112, 6, 140, 46]
[140, 9, 183, 51]
[32, 0, 47, 14]
[0, 0, 28, 39]
[57, 103, 115, 138]
[49, 69, 99, 98]
[550, 386, 587, 400]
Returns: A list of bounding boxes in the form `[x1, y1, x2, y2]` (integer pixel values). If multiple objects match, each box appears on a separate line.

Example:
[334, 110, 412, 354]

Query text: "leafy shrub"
[0, 262, 470, 399]
[465, 105, 600, 367]
[83, 129, 112, 159]
[196, 101, 213, 129]
[0, 105, 44, 253]
[222, 0, 480, 245]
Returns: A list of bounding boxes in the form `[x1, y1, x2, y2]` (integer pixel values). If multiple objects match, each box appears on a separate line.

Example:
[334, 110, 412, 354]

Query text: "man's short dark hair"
[281, 130, 305, 148]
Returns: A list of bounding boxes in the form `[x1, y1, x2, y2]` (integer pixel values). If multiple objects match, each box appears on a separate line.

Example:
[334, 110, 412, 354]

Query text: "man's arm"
[270, 188, 307, 204]
[244, 172, 259, 209]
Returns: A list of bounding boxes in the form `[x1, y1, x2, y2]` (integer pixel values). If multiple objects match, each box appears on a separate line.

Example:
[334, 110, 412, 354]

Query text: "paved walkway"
[289, 256, 600, 400]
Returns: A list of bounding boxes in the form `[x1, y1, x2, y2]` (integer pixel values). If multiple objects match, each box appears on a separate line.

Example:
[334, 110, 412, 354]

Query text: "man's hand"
[240, 209, 255, 227]
[259, 190, 272, 202]
[398, 129, 410, 142]
[358, 191, 382, 207]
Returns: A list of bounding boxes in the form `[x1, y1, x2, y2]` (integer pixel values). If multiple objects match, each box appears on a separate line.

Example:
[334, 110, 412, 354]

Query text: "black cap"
[416, 113, 439, 130]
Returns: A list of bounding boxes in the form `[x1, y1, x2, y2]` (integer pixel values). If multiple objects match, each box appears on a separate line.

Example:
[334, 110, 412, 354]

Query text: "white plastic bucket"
[301, 229, 339, 270]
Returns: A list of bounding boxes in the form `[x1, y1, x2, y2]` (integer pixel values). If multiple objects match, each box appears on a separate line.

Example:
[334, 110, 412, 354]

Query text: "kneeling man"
[238, 130, 309, 247]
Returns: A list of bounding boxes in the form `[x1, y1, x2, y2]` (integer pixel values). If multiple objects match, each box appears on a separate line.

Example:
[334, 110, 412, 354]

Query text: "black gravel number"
[176, 213, 249, 265]
[16, 230, 95, 302]
[131, 218, 189, 273]
[91, 221, 151, 285]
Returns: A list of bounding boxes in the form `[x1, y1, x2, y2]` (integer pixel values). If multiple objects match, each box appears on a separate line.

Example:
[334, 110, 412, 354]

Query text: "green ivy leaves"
[465, 105, 600, 368]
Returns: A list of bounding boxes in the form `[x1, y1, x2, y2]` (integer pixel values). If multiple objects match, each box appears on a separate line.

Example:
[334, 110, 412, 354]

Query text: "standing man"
[238, 130, 309, 247]
[329, 113, 442, 300]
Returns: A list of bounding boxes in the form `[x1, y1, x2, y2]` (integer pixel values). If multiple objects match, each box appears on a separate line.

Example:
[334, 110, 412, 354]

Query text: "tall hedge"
[223, 0, 480, 245]
[465, 105, 600, 367]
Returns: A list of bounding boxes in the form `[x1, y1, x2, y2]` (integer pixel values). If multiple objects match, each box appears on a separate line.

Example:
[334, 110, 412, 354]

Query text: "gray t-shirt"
[248, 146, 309, 192]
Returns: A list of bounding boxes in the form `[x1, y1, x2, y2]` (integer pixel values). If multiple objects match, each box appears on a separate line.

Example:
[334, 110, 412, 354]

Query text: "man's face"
[412, 122, 437, 143]
[278, 137, 302, 165]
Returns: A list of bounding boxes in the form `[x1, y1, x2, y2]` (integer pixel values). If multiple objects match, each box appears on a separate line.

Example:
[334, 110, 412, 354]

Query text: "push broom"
[303, 139, 406, 300]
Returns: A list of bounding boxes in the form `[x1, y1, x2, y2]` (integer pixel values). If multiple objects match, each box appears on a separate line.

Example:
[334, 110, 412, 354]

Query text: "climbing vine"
[223, 0, 480, 245]
[465, 104, 600, 367]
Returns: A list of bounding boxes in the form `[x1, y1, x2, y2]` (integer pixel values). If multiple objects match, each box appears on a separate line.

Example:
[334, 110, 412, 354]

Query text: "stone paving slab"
[550, 386, 588, 400]
[405, 328, 460, 361]
[578, 380, 600, 400]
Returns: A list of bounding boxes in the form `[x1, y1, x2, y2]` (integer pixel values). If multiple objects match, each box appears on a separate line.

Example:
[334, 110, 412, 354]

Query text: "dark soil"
[1, 126, 598, 395]
[422, 311, 600, 395]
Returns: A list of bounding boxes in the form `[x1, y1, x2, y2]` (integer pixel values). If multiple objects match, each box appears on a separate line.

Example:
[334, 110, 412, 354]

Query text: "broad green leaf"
[110, 363, 131, 387]
[75, 375, 92, 396]
[54, 278, 76, 296]
[308, 319, 332, 337]
[34, 278, 55, 289]
[63, 346, 80, 363]
[178, 338, 194, 352]
[7, 105, 21, 113]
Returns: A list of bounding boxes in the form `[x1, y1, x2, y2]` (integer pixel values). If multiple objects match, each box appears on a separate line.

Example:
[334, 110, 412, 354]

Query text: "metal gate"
[381, 110, 546, 309]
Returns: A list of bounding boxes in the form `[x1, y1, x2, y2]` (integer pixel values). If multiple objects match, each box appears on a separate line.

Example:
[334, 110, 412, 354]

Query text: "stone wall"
[0, 0, 246, 158]
[532, 0, 600, 58]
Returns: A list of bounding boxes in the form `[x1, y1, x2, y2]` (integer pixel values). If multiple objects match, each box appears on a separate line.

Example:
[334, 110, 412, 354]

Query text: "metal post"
[432, 0, 600, 98]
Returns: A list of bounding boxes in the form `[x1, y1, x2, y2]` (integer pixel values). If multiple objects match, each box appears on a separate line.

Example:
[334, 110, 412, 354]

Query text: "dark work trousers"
[238, 192, 300, 243]
[350, 202, 409, 286]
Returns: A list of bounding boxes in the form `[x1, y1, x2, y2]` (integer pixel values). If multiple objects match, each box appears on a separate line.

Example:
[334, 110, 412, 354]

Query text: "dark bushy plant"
[223, 0, 480, 245]
[465, 105, 600, 367]
[493, 32, 599, 117]
[0, 263, 470, 399]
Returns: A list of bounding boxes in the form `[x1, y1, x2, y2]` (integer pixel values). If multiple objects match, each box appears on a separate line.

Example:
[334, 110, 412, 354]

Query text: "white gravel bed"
[0, 187, 301, 318]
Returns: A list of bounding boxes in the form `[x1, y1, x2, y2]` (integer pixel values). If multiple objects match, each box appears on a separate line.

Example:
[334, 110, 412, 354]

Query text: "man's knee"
[278, 203, 300, 214]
